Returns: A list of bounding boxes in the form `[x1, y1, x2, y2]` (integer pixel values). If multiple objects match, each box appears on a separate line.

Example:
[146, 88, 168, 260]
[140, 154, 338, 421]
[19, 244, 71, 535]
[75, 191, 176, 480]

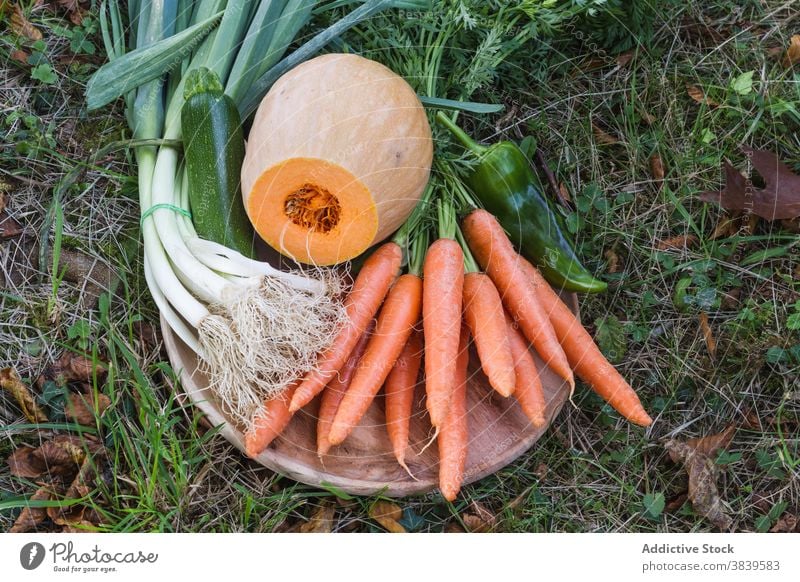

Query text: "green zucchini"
[181, 67, 255, 257]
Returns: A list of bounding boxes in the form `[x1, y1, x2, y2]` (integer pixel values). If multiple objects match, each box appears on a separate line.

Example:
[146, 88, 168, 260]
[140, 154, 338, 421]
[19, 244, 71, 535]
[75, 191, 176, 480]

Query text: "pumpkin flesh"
[242, 53, 432, 265]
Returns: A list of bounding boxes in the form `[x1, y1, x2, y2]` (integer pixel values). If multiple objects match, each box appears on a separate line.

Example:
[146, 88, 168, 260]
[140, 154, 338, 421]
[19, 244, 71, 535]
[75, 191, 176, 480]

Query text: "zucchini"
[181, 67, 255, 257]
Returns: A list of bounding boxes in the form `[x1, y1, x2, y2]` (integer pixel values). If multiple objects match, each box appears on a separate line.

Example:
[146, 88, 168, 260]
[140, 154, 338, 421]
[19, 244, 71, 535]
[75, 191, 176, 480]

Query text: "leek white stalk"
[95, 0, 414, 430]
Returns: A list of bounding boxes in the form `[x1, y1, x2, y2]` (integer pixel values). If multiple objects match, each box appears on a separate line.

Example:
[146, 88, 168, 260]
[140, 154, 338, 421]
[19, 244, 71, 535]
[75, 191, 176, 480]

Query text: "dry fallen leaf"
[592, 121, 620, 145]
[65, 391, 111, 425]
[49, 454, 105, 528]
[604, 248, 621, 273]
[461, 501, 496, 533]
[780, 217, 800, 233]
[9, 48, 29, 63]
[369, 501, 406, 533]
[657, 234, 698, 250]
[297, 504, 336, 533]
[699, 147, 800, 220]
[616, 51, 634, 67]
[665, 492, 689, 512]
[710, 212, 740, 240]
[698, 312, 717, 359]
[650, 153, 665, 184]
[639, 108, 656, 126]
[782, 35, 800, 68]
[771, 513, 798, 533]
[10, 486, 55, 533]
[1, 192, 24, 238]
[558, 183, 572, 204]
[0, 367, 48, 423]
[664, 425, 736, 531]
[7, 434, 98, 480]
[10, 3, 43, 41]
[55, 0, 86, 25]
[1, 212, 24, 239]
[686, 83, 719, 107]
[37, 352, 107, 389]
[7, 434, 106, 532]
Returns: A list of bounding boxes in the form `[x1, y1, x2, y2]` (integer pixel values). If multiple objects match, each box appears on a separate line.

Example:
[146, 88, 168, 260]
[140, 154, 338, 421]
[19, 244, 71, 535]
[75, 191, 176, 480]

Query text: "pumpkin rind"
[241, 53, 433, 265]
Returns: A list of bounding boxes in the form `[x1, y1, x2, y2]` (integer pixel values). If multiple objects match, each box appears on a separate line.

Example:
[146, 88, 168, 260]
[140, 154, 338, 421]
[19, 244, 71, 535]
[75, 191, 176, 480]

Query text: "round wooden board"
[160, 290, 578, 498]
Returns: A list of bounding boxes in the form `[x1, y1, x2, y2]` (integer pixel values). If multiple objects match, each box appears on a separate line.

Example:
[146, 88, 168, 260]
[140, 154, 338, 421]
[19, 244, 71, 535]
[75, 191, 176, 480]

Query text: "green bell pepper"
[437, 112, 607, 293]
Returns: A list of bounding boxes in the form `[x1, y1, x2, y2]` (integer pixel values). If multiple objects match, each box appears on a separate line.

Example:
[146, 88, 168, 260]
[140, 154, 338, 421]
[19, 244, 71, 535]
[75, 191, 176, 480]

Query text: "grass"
[1, 1, 798, 532]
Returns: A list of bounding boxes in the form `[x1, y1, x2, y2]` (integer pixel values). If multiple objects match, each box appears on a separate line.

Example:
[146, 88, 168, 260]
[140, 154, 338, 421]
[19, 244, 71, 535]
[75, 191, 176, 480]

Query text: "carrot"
[505, 313, 546, 428]
[423, 238, 465, 427]
[316, 323, 373, 457]
[438, 326, 470, 502]
[245, 383, 298, 457]
[462, 209, 574, 389]
[521, 259, 653, 427]
[289, 242, 402, 412]
[384, 330, 423, 471]
[462, 272, 516, 397]
[328, 273, 423, 445]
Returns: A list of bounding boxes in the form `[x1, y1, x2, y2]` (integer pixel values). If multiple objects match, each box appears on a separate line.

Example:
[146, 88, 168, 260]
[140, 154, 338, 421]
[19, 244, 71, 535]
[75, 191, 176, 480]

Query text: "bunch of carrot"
[244, 167, 652, 503]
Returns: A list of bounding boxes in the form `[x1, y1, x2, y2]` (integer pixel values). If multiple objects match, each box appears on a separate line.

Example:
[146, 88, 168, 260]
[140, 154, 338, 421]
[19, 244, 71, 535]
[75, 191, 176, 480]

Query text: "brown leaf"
[558, 183, 572, 204]
[0, 211, 23, 239]
[37, 352, 107, 389]
[592, 121, 620, 145]
[665, 492, 688, 512]
[639, 109, 656, 126]
[780, 217, 800, 233]
[461, 501, 496, 533]
[0, 367, 48, 423]
[61, 520, 99, 533]
[698, 312, 717, 359]
[10, 3, 42, 41]
[604, 248, 621, 273]
[664, 426, 736, 530]
[7, 434, 96, 480]
[369, 501, 406, 533]
[710, 212, 741, 240]
[296, 504, 336, 533]
[65, 392, 111, 425]
[720, 288, 741, 311]
[657, 234, 698, 250]
[686, 83, 719, 107]
[685, 425, 736, 458]
[771, 513, 798, 533]
[616, 51, 634, 67]
[445, 522, 466, 533]
[650, 153, 665, 184]
[49, 454, 103, 527]
[699, 148, 800, 220]
[0, 193, 27, 240]
[782, 35, 800, 68]
[10, 486, 54, 532]
[578, 57, 607, 73]
[54, 0, 86, 24]
[10, 49, 29, 64]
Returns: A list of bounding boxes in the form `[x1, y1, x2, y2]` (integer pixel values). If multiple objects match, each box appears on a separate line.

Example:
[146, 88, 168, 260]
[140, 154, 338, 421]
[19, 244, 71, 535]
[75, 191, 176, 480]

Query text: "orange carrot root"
[328, 274, 423, 446]
[385, 330, 423, 473]
[438, 326, 470, 502]
[245, 383, 298, 457]
[521, 260, 652, 426]
[462, 209, 574, 389]
[423, 238, 465, 427]
[290, 242, 402, 413]
[505, 314, 547, 428]
[463, 272, 516, 397]
[317, 324, 373, 457]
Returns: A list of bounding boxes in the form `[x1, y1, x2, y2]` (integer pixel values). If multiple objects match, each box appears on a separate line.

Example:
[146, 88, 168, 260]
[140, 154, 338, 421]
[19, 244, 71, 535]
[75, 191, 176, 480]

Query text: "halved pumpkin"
[241, 53, 433, 265]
